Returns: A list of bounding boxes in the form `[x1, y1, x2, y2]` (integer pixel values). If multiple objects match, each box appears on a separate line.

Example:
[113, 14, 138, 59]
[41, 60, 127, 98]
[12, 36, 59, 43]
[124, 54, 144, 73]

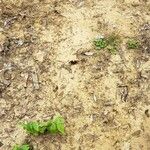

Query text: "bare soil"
[0, 0, 150, 150]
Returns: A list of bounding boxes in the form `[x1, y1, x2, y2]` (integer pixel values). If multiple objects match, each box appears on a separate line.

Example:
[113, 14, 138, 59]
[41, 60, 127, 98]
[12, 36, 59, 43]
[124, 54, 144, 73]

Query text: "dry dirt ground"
[0, 0, 150, 150]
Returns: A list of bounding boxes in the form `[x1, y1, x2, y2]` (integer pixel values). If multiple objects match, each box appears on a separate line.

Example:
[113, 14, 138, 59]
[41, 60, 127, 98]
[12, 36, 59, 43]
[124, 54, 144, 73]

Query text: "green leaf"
[31, 122, 39, 133]
[12, 144, 30, 150]
[54, 116, 65, 134]
[22, 115, 65, 135]
[47, 116, 65, 134]
[94, 38, 108, 49]
[47, 122, 58, 134]
[39, 122, 47, 134]
[22, 122, 47, 135]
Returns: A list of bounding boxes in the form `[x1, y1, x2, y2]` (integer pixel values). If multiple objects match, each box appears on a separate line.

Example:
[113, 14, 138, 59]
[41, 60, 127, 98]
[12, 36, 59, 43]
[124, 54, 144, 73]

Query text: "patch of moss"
[94, 34, 121, 54]
[127, 39, 140, 49]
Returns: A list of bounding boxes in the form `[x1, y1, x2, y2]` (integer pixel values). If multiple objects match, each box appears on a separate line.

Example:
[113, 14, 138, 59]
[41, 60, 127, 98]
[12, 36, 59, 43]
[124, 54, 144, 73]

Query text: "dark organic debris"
[118, 85, 128, 102]
[53, 84, 58, 92]
[69, 60, 79, 65]
[0, 36, 34, 56]
[139, 23, 150, 53]
[131, 130, 141, 137]
[0, 82, 9, 97]
[0, 141, 3, 147]
[1, 38, 21, 56]
[1, 38, 12, 55]
[145, 109, 149, 117]
[0, 44, 3, 53]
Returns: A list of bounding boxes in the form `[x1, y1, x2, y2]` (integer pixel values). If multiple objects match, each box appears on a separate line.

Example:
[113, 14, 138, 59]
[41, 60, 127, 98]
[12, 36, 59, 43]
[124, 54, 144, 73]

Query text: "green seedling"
[106, 35, 120, 54]
[12, 144, 30, 150]
[127, 39, 139, 49]
[94, 34, 120, 54]
[107, 45, 117, 54]
[47, 116, 65, 134]
[94, 38, 108, 49]
[22, 116, 65, 135]
[22, 122, 47, 135]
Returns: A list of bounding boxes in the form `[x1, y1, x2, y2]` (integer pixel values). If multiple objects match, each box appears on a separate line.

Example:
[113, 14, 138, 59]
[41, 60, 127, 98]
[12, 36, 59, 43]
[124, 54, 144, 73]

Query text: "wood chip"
[21, 73, 29, 88]
[121, 142, 130, 150]
[93, 94, 97, 102]
[104, 101, 115, 106]
[32, 72, 39, 90]
[84, 52, 94, 56]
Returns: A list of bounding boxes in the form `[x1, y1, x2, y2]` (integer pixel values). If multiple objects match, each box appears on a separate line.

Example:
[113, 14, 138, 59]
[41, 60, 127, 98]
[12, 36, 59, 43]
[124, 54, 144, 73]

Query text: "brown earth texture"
[0, 0, 150, 150]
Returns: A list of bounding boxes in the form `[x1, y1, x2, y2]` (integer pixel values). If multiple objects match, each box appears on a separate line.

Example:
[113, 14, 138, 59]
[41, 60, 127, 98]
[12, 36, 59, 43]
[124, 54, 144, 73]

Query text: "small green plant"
[106, 35, 120, 54]
[94, 34, 120, 54]
[22, 116, 65, 135]
[22, 122, 47, 135]
[47, 115, 65, 134]
[127, 39, 139, 49]
[12, 144, 30, 150]
[94, 38, 107, 49]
